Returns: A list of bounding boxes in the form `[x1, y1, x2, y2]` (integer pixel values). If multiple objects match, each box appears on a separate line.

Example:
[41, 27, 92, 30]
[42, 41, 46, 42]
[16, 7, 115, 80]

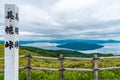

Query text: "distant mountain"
[0, 41, 3, 44]
[1, 39, 120, 45]
[50, 39, 120, 44]
[0, 40, 52, 44]
[19, 40, 57, 44]
[57, 42, 104, 51]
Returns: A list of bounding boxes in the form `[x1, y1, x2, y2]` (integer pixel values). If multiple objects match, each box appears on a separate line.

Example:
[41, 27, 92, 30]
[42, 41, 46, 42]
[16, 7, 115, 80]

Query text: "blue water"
[22, 42, 120, 55]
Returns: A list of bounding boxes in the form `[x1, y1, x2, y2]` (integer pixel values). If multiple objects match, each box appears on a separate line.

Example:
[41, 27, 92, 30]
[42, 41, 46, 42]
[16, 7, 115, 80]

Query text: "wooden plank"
[19, 67, 25, 70]
[64, 57, 92, 60]
[0, 58, 4, 60]
[65, 68, 92, 72]
[19, 55, 25, 58]
[31, 67, 93, 72]
[31, 67, 59, 71]
[99, 67, 120, 71]
[99, 56, 120, 59]
[1, 55, 120, 60]
[0, 69, 4, 73]
[32, 56, 59, 60]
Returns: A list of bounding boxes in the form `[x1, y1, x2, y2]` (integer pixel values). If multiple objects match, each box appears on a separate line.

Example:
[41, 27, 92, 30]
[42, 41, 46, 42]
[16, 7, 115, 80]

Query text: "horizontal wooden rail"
[65, 68, 93, 72]
[1, 55, 120, 61]
[0, 69, 4, 73]
[32, 56, 59, 60]
[32, 67, 59, 71]
[1, 66, 120, 73]
[1, 54, 120, 80]
[19, 67, 26, 70]
[19, 55, 26, 58]
[99, 56, 120, 59]
[64, 57, 92, 60]
[99, 67, 120, 71]
[31, 67, 93, 72]
[0, 58, 4, 60]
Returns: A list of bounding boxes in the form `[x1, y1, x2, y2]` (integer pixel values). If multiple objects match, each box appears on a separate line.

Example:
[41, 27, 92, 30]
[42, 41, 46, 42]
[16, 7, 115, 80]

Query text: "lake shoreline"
[22, 42, 120, 55]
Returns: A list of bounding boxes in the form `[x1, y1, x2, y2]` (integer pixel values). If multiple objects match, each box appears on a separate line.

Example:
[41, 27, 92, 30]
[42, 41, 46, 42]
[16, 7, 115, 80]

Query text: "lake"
[22, 42, 120, 55]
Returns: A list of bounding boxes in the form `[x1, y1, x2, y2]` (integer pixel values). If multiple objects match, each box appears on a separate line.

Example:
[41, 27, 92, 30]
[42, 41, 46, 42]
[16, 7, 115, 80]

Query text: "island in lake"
[57, 42, 104, 51]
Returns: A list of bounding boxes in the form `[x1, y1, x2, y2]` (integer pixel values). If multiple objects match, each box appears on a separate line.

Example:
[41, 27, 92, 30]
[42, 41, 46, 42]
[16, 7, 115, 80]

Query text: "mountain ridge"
[1, 39, 120, 45]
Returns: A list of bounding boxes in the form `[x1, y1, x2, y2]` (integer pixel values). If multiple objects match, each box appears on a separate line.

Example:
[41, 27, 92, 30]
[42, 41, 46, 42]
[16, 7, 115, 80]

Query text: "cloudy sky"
[0, 0, 120, 40]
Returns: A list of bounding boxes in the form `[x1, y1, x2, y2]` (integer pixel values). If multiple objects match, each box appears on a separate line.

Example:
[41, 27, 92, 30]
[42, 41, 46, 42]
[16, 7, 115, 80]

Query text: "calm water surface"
[23, 42, 120, 55]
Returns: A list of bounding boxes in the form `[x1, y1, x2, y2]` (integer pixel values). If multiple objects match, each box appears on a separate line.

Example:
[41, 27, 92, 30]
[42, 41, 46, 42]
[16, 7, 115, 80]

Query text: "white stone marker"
[4, 4, 19, 80]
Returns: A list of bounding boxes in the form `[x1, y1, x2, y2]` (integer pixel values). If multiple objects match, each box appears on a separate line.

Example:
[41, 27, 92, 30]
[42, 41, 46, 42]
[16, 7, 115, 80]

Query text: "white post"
[4, 4, 19, 80]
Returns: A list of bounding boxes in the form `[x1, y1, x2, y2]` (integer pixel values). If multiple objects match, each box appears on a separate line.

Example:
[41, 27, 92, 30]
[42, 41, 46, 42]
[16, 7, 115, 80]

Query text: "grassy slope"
[20, 46, 110, 57]
[0, 44, 120, 80]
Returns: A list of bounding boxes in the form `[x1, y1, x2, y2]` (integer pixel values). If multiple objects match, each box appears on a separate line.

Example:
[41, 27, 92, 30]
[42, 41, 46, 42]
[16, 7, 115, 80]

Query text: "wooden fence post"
[59, 54, 64, 80]
[93, 54, 98, 80]
[26, 53, 31, 80]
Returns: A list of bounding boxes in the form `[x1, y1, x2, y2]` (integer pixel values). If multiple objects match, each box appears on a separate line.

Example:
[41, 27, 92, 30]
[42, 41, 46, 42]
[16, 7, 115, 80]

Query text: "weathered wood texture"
[1, 54, 120, 80]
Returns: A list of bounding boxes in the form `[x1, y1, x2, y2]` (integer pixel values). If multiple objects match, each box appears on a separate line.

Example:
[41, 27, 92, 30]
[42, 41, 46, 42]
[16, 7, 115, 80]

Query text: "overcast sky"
[0, 0, 120, 40]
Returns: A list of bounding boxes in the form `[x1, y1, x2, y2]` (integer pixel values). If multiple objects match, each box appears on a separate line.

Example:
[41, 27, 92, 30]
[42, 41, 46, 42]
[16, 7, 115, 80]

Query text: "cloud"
[52, 0, 99, 12]
[93, 0, 120, 21]
[0, 0, 120, 40]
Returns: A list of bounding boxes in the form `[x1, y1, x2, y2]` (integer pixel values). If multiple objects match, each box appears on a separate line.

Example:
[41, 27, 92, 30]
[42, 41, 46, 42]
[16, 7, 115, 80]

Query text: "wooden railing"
[1, 54, 120, 80]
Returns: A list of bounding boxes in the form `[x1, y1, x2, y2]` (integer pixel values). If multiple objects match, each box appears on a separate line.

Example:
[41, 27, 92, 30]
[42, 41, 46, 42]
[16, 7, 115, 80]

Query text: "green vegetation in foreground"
[20, 46, 111, 57]
[1, 44, 120, 80]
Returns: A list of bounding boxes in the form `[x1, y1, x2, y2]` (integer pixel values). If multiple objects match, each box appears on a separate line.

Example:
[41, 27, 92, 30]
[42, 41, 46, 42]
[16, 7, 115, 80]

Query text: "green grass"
[0, 44, 120, 80]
